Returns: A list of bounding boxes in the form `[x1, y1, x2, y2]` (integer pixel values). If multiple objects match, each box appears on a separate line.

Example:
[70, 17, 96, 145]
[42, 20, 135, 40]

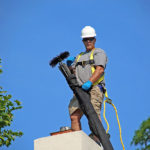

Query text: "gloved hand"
[82, 80, 92, 91]
[66, 56, 75, 67]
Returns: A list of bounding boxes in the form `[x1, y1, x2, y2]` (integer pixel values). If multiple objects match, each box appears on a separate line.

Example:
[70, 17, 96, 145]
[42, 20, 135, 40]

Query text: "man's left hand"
[82, 81, 92, 91]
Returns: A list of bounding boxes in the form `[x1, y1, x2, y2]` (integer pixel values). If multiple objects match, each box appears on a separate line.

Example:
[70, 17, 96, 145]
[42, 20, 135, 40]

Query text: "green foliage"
[131, 117, 150, 150]
[0, 59, 23, 147]
[0, 59, 2, 74]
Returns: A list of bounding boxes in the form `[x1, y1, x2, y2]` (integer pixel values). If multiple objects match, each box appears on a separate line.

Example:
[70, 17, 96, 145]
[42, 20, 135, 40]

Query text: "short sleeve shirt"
[72, 48, 108, 86]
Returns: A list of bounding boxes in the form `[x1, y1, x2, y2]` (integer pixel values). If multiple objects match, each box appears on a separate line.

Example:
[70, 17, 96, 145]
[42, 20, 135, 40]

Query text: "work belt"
[75, 60, 94, 67]
[97, 84, 106, 94]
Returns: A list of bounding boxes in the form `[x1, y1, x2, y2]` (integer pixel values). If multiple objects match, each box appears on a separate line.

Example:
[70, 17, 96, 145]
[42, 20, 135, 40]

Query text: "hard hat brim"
[81, 34, 96, 39]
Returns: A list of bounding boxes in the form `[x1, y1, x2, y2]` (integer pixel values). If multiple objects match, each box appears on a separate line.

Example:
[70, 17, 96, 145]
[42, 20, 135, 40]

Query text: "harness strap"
[76, 49, 105, 86]
[90, 49, 105, 86]
[76, 52, 84, 62]
[75, 60, 94, 67]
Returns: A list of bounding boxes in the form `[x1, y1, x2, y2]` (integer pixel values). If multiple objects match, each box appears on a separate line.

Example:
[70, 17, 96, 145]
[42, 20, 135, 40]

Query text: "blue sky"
[0, 0, 150, 149]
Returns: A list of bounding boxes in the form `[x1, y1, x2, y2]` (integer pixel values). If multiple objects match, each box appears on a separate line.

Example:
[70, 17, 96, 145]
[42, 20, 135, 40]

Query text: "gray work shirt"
[72, 48, 108, 86]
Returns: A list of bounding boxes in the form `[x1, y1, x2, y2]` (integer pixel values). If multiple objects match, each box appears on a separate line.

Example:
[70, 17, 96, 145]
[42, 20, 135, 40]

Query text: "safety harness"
[76, 48, 125, 150]
[76, 48, 105, 86]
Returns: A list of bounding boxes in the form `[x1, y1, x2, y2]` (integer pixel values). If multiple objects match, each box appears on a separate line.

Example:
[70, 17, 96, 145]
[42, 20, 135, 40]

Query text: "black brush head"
[59, 51, 70, 61]
[49, 51, 70, 67]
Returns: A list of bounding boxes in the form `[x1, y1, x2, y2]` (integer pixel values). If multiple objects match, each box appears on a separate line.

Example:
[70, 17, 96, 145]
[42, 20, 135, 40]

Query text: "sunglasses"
[83, 37, 95, 42]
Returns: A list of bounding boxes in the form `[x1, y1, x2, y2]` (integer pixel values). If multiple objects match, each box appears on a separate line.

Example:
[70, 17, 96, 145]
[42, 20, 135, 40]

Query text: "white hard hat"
[81, 26, 96, 38]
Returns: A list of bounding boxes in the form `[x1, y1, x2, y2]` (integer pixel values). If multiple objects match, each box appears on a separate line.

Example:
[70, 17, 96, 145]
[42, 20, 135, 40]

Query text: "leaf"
[7, 101, 14, 106]
[15, 106, 23, 110]
[4, 120, 11, 126]
[18, 131, 23, 137]
[0, 91, 7, 94]
[14, 100, 21, 106]
[0, 136, 5, 141]
[0, 69, 2, 74]
[0, 140, 3, 147]
[5, 139, 10, 147]
[7, 95, 12, 99]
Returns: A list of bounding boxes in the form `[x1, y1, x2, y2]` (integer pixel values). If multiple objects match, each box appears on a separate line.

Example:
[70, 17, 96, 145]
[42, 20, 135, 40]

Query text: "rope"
[103, 100, 109, 133]
[103, 99, 125, 150]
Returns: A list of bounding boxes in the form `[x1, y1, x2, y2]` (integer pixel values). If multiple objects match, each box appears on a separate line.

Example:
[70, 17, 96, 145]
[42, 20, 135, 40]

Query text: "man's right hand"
[66, 57, 75, 66]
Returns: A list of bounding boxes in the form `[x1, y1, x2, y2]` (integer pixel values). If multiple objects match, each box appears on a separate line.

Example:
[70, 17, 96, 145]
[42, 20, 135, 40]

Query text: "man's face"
[82, 37, 96, 51]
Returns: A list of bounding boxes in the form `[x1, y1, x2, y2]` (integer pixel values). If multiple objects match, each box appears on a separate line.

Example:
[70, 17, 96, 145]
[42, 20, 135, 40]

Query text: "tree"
[131, 117, 150, 150]
[0, 59, 23, 147]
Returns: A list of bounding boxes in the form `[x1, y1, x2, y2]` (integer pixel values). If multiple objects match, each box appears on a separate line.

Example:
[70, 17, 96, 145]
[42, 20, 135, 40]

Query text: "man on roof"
[67, 26, 108, 138]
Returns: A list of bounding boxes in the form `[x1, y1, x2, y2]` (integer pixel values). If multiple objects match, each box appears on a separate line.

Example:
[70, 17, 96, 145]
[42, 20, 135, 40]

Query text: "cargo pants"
[68, 85, 104, 118]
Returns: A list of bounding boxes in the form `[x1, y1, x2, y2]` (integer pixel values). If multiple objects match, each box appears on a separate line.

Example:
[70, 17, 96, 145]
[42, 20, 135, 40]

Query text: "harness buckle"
[82, 61, 86, 67]
[106, 98, 112, 104]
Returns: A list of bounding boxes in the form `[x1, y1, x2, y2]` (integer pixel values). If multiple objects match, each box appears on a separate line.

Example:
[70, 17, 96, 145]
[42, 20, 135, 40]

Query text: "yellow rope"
[103, 100, 109, 133]
[103, 99, 125, 150]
